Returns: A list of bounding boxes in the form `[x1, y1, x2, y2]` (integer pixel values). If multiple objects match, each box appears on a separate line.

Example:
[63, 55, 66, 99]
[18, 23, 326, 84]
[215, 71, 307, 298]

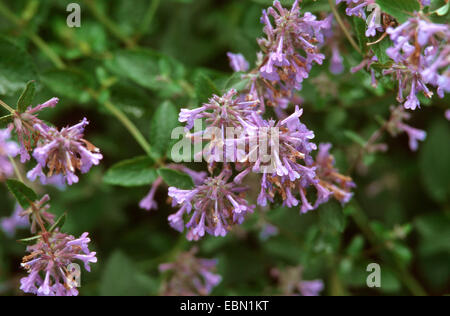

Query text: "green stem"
[27, 32, 65, 69]
[83, 0, 135, 48]
[89, 90, 153, 157]
[350, 202, 427, 296]
[0, 99, 15, 113]
[135, 0, 161, 40]
[0, 1, 65, 69]
[8, 155, 24, 182]
[328, 0, 362, 55]
[0, 1, 153, 156]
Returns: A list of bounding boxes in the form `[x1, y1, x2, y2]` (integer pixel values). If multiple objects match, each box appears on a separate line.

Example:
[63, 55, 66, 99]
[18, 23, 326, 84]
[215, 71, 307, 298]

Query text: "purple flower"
[140, 177, 163, 211]
[299, 280, 325, 296]
[397, 123, 427, 151]
[365, 7, 383, 37]
[315, 143, 355, 205]
[446, 109, 450, 121]
[27, 118, 103, 185]
[385, 15, 450, 109]
[1, 204, 28, 237]
[272, 266, 324, 296]
[231, 107, 353, 213]
[336, 0, 375, 18]
[330, 44, 344, 74]
[12, 98, 59, 163]
[227, 53, 249, 72]
[387, 106, 427, 151]
[259, 222, 279, 240]
[159, 247, 221, 296]
[20, 231, 97, 296]
[322, 15, 345, 74]
[168, 168, 255, 241]
[351, 55, 379, 88]
[257, 1, 330, 91]
[139, 165, 207, 211]
[180, 89, 259, 130]
[0, 128, 19, 181]
[179, 89, 259, 163]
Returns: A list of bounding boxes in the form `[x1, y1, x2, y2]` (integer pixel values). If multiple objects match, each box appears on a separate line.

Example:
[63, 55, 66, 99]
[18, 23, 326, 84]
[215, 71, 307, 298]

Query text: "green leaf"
[149, 101, 179, 157]
[371, 35, 392, 65]
[103, 156, 158, 187]
[415, 213, 450, 256]
[41, 69, 91, 103]
[376, 0, 420, 23]
[105, 49, 185, 95]
[353, 17, 369, 54]
[319, 204, 347, 233]
[420, 120, 450, 202]
[434, 2, 449, 16]
[16, 80, 36, 113]
[100, 251, 159, 296]
[6, 179, 38, 209]
[223, 72, 252, 93]
[158, 168, 194, 189]
[346, 235, 365, 257]
[0, 37, 38, 96]
[49, 213, 67, 232]
[195, 72, 221, 104]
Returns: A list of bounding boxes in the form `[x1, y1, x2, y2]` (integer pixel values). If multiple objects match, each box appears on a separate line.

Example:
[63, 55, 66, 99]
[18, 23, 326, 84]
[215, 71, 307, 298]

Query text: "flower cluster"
[315, 143, 355, 203]
[168, 168, 255, 241]
[20, 231, 97, 296]
[0, 128, 19, 181]
[258, 0, 330, 90]
[385, 14, 450, 110]
[13, 97, 59, 163]
[272, 266, 324, 296]
[232, 106, 351, 213]
[168, 1, 354, 240]
[159, 247, 221, 296]
[7, 97, 103, 185]
[27, 118, 103, 185]
[336, 0, 383, 37]
[235, 0, 331, 110]
[0, 94, 100, 296]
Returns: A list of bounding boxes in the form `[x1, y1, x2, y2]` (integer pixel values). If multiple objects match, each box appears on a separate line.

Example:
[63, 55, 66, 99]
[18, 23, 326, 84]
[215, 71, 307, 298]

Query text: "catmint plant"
[2, 0, 446, 298]
[0, 91, 100, 296]
[170, 0, 354, 240]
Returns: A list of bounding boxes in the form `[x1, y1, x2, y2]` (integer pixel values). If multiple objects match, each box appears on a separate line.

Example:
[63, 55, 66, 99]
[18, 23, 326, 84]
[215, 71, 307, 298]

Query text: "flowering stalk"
[167, 1, 354, 241]
[385, 14, 449, 109]
[272, 265, 324, 296]
[159, 247, 221, 296]
[0, 93, 100, 295]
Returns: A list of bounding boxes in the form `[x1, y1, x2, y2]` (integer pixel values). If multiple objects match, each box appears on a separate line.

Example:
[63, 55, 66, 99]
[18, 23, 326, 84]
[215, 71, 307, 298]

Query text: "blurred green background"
[0, 0, 449, 296]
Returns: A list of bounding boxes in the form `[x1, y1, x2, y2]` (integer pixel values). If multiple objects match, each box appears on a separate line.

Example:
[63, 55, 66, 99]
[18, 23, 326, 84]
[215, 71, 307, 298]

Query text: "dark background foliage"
[0, 0, 449, 296]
